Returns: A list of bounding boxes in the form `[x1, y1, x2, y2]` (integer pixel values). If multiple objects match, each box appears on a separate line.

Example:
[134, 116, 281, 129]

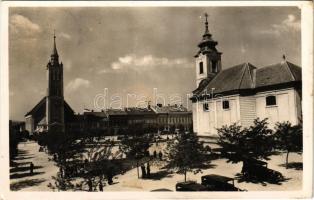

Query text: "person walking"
[159, 151, 163, 161]
[29, 162, 34, 175]
[146, 162, 151, 178]
[141, 164, 146, 178]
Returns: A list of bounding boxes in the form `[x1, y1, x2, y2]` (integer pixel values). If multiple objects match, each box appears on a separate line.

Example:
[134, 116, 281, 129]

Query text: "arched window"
[199, 62, 204, 74]
[266, 95, 277, 106]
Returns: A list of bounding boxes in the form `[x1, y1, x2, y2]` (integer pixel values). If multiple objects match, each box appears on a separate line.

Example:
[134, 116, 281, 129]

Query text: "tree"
[119, 123, 153, 179]
[165, 131, 206, 182]
[274, 121, 302, 168]
[217, 118, 274, 163]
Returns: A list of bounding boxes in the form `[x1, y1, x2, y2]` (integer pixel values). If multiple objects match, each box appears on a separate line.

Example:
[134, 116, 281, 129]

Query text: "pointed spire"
[204, 13, 210, 35]
[52, 30, 58, 56]
[50, 30, 59, 65]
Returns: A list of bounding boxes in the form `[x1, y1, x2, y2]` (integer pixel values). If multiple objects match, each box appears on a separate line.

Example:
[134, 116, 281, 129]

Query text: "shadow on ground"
[10, 171, 44, 179]
[14, 156, 35, 161]
[278, 162, 303, 170]
[10, 166, 43, 173]
[235, 170, 290, 186]
[151, 188, 173, 192]
[144, 170, 173, 180]
[10, 178, 46, 191]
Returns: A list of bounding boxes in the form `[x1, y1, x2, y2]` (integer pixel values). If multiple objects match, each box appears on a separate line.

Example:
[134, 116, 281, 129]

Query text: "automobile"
[201, 174, 243, 191]
[242, 158, 284, 182]
[175, 181, 208, 191]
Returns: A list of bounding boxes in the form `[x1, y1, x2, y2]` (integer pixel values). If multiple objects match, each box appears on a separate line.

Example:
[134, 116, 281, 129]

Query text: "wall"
[193, 95, 241, 136]
[193, 88, 301, 137]
[255, 88, 299, 128]
[239, 96, 256, 127]
[25, 115, 34, 134]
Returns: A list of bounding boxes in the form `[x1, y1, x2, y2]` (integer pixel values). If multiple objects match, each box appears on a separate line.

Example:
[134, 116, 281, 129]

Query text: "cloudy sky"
[9, 7, 301, 120]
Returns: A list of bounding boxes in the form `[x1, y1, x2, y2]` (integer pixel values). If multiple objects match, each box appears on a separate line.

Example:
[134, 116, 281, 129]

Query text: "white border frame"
[0, 1, 313, 199]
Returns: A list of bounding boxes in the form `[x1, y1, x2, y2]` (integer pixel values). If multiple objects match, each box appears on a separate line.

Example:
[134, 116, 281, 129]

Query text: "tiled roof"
[193, 60, 301, 97]
[256, 61, 301, 88]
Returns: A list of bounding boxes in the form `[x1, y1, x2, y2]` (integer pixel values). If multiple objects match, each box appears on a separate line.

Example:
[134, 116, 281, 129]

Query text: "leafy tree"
[119, 123, 153, 178]
[165, 131, 206, 182]
[274, 121, 302, 168]
[217, 118, 274, 163]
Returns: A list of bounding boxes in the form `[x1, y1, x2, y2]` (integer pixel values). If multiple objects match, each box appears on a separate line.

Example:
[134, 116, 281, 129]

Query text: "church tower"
[46, 32, 64, 133]
[195, 13, 222, 86]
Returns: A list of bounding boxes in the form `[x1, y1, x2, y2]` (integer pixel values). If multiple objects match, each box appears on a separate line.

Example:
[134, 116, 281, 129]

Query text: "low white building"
[191, 15, 302, 137]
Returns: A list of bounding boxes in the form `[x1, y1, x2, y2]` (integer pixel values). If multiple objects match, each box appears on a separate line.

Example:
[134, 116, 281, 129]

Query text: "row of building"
[26, 102, 192, 135]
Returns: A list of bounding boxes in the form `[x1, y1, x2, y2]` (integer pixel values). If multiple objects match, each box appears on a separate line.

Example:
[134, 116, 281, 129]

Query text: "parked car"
[175, 181, 208, 191]
[242, 158, 284, 182]
[201, 174, 243, 191]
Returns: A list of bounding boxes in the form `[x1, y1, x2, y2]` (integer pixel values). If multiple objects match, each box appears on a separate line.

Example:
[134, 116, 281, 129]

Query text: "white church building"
[191, 15, 302, 137]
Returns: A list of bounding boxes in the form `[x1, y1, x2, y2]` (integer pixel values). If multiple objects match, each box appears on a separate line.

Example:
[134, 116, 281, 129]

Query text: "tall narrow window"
[222, 100, 230, 110]
[212, 60, 217, 73]
[266, 95, 277, 106]
[199, 62, 204, 74]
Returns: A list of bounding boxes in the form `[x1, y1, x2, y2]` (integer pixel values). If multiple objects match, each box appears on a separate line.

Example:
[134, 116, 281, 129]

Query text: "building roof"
[83, 111, 107, 118]
[125, 107, 155, 115]
[106, 109, 127, 116]
[25, 96, 74, 117]
[256, 61, 301, 88]
[151, 105, 190, 114]
[193, 60, 301, 98]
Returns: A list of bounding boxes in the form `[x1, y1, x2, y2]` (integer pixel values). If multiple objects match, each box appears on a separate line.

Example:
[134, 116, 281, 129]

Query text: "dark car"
[201, 174, 242, 191]
[175, 181, 208, 191]
[242, 158, 284, 182]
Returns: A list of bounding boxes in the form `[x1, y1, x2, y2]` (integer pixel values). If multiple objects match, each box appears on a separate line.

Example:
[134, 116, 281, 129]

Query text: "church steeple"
[50, 30, 59, 65]
[46, 31, 64, 133]
[197, 13, 218, 53]
[195, 13, 222, 86]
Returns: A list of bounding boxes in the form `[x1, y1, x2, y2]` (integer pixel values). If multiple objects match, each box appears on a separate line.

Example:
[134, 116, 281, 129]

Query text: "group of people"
[153, 150, 163, 161]
[140, 162, 151, 178]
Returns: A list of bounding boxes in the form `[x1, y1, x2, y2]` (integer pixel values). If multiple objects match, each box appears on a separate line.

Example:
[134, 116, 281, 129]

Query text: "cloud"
[100, 54, 191, 73]
[59, 32, 71, 40]
[66, 78, 90, 92]
[258, 14, 300, 36]
[10, 14, 41, 37]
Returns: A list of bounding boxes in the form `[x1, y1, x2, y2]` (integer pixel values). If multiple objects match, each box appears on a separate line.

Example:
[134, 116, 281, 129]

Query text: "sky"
[9, 7, 301, 120]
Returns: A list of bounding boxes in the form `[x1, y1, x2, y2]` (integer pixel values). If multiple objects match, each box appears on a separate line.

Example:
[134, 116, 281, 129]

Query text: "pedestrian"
[88, 179, 93, 191]
[153, 150, 157, 158]
[59, 167, 63, 178]
[107, 168, 113, 185]
[99, 180, 103, 192]
[146, 162, 151, 178]
[141, 164, 146, 178]
[159, 151, 163, 161]
[29, 162, 34, 175]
